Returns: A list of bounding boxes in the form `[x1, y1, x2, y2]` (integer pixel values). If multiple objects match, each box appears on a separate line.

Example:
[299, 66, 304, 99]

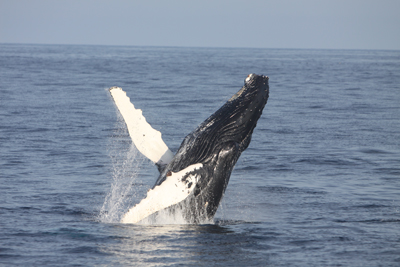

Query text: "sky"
[1, 0, 399, 50]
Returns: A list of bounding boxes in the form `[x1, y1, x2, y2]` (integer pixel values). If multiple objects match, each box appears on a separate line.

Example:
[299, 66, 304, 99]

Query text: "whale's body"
[109, 74, 269, 224]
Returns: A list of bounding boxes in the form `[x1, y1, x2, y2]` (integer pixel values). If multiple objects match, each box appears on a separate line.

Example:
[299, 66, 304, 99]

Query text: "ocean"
[0, 44, 399, 266]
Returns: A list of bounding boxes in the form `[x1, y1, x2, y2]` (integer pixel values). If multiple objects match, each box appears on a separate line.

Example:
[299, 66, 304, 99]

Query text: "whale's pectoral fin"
[109, 87, 174, 169]
[120, 163, 203, 224]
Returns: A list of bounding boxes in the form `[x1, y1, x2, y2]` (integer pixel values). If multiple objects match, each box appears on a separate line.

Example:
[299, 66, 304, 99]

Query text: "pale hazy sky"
[1, 0, 399, 50]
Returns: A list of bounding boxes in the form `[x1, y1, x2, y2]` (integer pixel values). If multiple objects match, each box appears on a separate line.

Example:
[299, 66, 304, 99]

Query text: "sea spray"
[98, 120, 144, 223]
[99, 110, 218, 225]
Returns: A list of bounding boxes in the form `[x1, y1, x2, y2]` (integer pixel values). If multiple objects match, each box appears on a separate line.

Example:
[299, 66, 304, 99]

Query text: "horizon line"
[1, 42, 399, 52]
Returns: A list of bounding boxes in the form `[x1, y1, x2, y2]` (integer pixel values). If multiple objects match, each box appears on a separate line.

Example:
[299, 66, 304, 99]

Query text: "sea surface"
[0, 44, 399, 266]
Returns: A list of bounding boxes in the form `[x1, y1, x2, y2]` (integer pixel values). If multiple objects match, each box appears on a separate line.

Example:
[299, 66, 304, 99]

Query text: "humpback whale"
[109, 74, 269, 224]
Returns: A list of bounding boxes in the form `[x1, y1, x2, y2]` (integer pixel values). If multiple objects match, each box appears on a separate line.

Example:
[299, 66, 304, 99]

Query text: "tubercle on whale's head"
[245, 73, 255, 83]
[243, 74, 269, 96]
[229, 74, 269, 102]
[245, 73, 269, 86]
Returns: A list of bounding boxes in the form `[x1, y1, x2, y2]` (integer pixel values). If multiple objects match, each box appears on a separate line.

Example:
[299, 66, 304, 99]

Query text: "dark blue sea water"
[1, 44, 399, 266]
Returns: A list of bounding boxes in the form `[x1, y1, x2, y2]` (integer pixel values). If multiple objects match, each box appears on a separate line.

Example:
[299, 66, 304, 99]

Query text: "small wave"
[0, 247, 15, 259]
[214, 219, 260, 226]
[258, 186, 326, 195]
[334, 218, 400, 224]
[374, 167, 400, 176]
[271, 128, 296, 134]
[236, 165, 261, 171]
[269, 164, 294, 172]
[359, 148, 393, 154]
[62, 246, 108, 255]
[354, 204, 390, 209]
[309, 105, 324, 109]
[294, 157, 356, 166]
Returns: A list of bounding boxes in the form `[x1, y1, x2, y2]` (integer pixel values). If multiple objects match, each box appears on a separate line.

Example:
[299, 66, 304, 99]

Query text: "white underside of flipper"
[109, 87, 174, 166]
[120, 163, 203, 224]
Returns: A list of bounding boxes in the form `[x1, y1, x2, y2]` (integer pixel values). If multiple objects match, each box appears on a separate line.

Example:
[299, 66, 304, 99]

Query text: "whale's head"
[153, 74, 269, 222]
[220, 73, 270, 152]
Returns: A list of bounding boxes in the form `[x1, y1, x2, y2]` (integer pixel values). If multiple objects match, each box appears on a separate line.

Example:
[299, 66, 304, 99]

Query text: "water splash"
[134, 198, 215, 225]
[98, 119, 217, 225]
[98, 119, 144, 223]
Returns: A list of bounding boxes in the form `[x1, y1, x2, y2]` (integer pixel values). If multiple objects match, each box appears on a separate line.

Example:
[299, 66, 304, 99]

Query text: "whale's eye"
[166, 171, 172, 177]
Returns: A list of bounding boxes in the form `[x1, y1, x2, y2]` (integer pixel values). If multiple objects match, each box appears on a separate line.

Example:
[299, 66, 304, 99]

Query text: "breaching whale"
[109, 74, 269, 224]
